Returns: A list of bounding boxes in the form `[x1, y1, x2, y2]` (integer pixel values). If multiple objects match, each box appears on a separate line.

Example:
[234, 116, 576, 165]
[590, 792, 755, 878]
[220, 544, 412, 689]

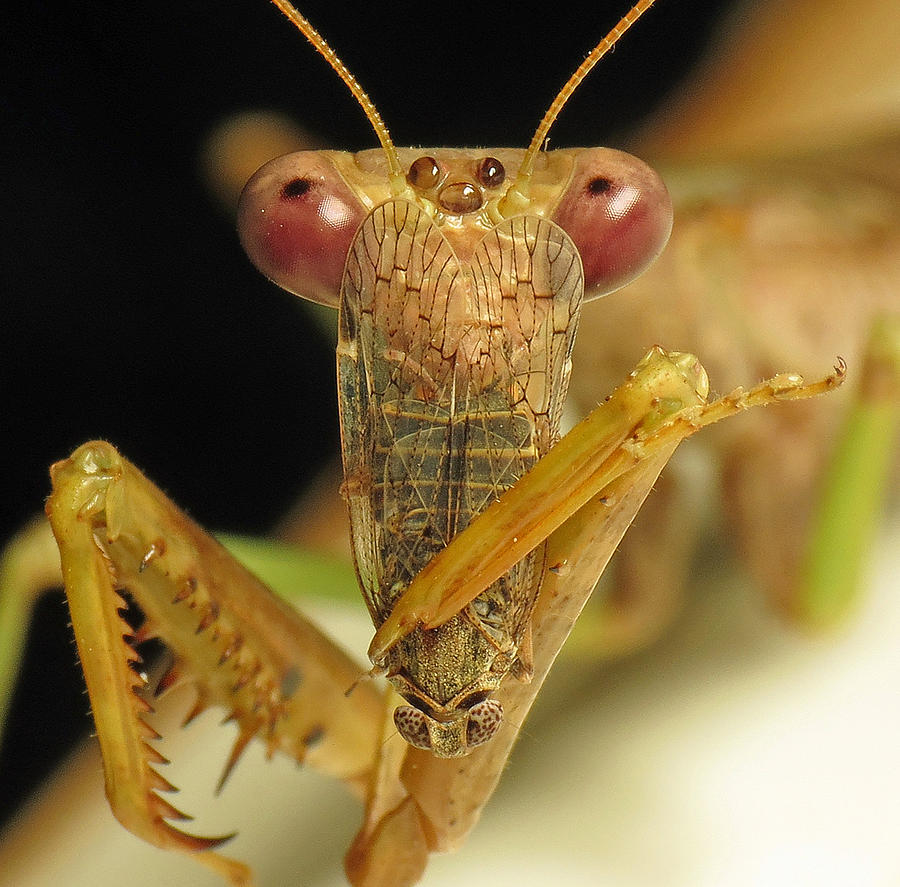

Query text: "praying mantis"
[0, 0, 896, 884]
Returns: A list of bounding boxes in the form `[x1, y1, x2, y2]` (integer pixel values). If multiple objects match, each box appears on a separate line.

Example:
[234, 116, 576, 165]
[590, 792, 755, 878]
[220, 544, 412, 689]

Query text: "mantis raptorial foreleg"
[368, 348, 845, 658]
[44, 442, 384, 885]
[345, 346, 843, 884]
[2, 346, 840, 887]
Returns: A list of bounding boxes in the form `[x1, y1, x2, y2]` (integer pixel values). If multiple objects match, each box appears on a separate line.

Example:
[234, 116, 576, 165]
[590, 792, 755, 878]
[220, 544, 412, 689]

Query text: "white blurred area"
[433, 523, 900, 887]
[1, 517, 898, 887]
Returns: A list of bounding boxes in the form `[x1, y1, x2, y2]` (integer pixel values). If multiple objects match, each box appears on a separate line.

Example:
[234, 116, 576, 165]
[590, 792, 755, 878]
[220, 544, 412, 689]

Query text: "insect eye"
[465, 699, 503, 748]
[476, 157, 506, 188]
[552, 147, 673, 300]
[394, 705, 432, 750]
[407, 156, 441, 190]
[280, 177, 313, 199]
[238, 151, 367, 308]
[439, 182, 482, 214]
[587, 176, 611, 195]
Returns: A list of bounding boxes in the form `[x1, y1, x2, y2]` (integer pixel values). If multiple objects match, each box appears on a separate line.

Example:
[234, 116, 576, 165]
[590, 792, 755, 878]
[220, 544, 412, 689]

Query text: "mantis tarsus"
[3, 1, 896, 887]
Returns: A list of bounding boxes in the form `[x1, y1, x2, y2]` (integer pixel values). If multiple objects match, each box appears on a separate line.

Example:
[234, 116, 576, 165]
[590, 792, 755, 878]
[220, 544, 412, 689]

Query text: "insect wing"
[470, 214, 584, 453]
[338, 200, 459, 624]
[338, 200, 584, 652]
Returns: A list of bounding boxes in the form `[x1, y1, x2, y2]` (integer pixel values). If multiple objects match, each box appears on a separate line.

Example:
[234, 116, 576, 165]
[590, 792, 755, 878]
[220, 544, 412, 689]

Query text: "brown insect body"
[338, 165, 584, 755]
[3, 3, 859, 884]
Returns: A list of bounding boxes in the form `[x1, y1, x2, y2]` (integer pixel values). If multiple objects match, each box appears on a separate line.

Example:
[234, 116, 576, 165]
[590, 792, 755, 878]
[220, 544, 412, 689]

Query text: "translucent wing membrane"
[338, 199, 583, 754]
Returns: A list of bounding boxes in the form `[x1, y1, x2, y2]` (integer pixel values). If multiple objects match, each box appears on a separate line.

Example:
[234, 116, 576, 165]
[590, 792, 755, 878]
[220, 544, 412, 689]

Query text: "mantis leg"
[370, 347, 844, 656]
[572, 459, 709, 658]
[2, 348, 845, 887]
[0, 517, 62, 754]
[349, 346, 844, 886]
[44, 441, 384, 886]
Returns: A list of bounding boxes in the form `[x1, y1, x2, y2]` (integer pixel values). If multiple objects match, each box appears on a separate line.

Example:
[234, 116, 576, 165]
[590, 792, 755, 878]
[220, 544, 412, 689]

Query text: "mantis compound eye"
[237, 151, 366, 307]
[552, 147, 673, 299]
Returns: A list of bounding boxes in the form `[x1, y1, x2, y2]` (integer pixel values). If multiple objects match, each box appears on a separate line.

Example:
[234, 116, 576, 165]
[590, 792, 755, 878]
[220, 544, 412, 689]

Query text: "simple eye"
[476, 157, 505, 188]
[438, 182, 482, 214]
[407, 156, 441, 190]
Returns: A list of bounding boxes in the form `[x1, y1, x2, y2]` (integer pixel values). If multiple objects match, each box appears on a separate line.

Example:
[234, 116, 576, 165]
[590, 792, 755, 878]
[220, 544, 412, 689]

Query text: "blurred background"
[2, 1, 897, 885]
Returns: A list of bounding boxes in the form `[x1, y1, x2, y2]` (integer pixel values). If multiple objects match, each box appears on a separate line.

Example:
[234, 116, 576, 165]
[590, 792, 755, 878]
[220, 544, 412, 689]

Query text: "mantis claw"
[43, 440, 382, 882]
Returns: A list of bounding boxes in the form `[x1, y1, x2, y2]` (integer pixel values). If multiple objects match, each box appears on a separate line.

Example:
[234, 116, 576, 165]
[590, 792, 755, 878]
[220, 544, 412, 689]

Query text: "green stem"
[798, 316, 900, 627]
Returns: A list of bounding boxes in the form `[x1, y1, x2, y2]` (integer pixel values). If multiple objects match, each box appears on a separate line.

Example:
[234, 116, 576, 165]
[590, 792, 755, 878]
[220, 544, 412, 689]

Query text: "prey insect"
[0, 1, 845, 885]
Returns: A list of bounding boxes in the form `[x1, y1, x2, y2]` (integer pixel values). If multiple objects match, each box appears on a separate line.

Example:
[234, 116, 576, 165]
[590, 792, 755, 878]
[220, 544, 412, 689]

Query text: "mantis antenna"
[510, 0, 659, 198]
[271, 0, 657, 208]
[269, 0, 405, 192]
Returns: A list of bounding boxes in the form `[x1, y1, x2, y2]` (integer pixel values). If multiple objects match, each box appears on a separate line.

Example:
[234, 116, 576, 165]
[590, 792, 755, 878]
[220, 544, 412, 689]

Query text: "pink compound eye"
[552, 147, 673, 300]
[393, 705, 432, 750]
[237, 152, 367, 307]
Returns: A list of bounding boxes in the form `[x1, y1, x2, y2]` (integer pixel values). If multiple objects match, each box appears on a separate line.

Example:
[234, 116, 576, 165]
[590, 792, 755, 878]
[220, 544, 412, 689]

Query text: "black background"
[2, 0, 735, 825]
